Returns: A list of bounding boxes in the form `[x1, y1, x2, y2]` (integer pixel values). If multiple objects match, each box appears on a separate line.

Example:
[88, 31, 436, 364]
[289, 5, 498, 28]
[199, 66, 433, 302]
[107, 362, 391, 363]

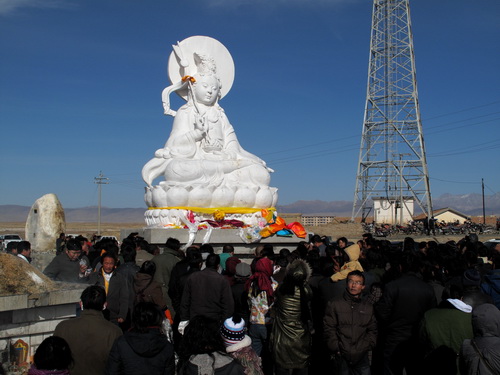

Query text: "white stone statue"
[142, 36, 278, 227]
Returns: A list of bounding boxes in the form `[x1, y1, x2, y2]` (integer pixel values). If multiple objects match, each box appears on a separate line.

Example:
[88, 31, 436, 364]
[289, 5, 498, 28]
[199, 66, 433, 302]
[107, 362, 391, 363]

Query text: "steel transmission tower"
[351, 0, 433, 223]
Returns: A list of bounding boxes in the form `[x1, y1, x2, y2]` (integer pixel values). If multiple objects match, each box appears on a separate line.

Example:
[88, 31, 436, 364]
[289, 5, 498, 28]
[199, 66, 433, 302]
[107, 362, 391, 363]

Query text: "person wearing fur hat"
[221, 315, 264, 375]
[270, 258, 313, 375]
[331, 244, 364, 282]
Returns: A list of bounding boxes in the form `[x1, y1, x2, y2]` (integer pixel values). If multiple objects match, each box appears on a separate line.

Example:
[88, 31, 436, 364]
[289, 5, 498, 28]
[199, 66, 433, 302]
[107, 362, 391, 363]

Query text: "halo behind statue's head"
[168, 36, 235, 101]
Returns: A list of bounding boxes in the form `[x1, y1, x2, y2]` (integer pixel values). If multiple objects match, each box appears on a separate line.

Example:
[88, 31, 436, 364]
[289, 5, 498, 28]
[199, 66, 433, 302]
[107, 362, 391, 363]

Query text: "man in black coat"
[89, 252, 129, 325]
[324, 270, 377, 374]
[179, 253, 234, 324]
[106, 302, 175, 375]
[375, 253, 436, 375]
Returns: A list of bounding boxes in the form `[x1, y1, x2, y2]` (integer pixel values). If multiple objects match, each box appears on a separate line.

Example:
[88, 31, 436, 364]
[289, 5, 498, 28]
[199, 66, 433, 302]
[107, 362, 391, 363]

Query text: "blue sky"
[1, 0, 499, 211]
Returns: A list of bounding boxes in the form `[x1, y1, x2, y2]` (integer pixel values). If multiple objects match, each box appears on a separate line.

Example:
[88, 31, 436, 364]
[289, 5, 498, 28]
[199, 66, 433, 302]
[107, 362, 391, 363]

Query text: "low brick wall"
[0, 284, 86, 374]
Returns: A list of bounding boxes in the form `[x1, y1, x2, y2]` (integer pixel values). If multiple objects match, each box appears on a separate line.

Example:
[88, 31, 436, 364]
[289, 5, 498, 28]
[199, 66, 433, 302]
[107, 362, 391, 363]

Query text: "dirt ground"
[0, 222, 143, 242]
[1, 220, 497, 246]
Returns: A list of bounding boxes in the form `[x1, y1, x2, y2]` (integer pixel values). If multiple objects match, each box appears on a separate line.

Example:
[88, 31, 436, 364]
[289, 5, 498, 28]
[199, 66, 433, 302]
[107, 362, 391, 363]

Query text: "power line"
[267, 143, 359, 165]
[428, 138, 500, 157]
[430, 177, 480, 185]
[422, 100, 500, 122]
[261, 103, 500, 163]
[484, 183, 498, 195]
[426, 111, 500, 129]
[259, 134, 359, 157]
[426, 116, 500, 136]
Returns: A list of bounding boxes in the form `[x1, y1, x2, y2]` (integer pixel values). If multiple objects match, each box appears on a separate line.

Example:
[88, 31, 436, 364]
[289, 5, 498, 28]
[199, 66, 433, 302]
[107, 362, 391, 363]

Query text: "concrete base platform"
[0, 283, 86, 372]
[121, 228, 307, 256]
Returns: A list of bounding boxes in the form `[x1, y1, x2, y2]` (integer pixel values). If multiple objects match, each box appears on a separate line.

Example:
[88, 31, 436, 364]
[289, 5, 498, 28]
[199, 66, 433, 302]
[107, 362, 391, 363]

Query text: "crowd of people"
[5, 231, 500, 375]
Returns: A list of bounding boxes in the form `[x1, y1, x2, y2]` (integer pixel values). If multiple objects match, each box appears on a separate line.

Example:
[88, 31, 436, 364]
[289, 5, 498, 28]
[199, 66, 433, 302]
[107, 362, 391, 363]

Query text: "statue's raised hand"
[194, 114, 207, 136]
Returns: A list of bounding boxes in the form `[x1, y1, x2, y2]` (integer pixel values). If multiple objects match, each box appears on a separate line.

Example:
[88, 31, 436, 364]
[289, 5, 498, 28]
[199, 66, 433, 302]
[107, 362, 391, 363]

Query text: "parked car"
[96, 235, 120, 245]
[0, 234, 22, 251]
[484, 239, 500, 251]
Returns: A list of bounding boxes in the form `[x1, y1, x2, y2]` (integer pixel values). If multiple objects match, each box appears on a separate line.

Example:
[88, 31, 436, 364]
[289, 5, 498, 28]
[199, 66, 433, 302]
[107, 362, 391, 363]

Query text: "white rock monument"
[25, 193, 66, 251]
[142, 36, 278, 228]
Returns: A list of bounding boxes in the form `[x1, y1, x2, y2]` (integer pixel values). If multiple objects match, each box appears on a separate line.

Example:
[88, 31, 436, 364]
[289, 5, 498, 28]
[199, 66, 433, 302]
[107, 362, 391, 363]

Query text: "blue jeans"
[335, 353, 371, 375]
[249, 323, 268, 356]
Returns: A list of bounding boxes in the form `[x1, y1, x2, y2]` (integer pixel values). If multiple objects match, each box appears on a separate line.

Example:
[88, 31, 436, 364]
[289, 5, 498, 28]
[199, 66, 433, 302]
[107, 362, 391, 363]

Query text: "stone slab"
[26, 285, 85, 309]
[0, 294, 28, 312]
[12, 304, 76, 324]
[47, 286, 86, 306]
[0, 319, 61, 338]
[121, 228, 307, 255]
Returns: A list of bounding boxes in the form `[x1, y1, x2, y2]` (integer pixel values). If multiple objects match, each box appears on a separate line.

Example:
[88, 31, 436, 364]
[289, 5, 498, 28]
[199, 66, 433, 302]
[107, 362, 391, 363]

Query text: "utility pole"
[94, 171, 109, 235]
[352, 0, 433, 223]
[482, 178, 486, 225]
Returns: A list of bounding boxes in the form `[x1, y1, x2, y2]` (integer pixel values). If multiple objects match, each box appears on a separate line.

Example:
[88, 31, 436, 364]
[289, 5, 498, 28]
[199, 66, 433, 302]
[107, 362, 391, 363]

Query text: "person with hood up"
[459, 303, 500, 374]
[331, 244, 363, 282]
[106, 302, 175, 375]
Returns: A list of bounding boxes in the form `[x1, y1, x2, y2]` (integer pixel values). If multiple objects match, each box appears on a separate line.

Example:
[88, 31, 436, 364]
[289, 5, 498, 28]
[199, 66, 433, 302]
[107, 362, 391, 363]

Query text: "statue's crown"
[194, 53, 217, 75]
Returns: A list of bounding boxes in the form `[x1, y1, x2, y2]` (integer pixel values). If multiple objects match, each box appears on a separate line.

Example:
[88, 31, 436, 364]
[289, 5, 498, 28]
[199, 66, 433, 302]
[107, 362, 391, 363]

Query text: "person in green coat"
[420, 285, 474, 374]
[151, 237, 182, 316]
[270, 258, 313, 375]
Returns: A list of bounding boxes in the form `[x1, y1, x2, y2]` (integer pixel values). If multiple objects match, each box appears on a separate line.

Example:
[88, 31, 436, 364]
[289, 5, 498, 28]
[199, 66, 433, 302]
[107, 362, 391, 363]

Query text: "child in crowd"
[221, 315, 264, 375]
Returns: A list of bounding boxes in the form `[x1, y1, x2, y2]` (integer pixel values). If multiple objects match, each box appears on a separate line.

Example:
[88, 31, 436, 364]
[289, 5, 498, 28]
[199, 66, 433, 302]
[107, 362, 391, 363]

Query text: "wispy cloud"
[0, 0, 75, 16]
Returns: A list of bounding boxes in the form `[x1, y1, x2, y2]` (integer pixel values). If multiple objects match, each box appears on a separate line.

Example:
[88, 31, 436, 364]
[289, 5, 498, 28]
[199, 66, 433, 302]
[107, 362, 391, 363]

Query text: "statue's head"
[191, 53, 222, 106]
[192, 75, 220, 106]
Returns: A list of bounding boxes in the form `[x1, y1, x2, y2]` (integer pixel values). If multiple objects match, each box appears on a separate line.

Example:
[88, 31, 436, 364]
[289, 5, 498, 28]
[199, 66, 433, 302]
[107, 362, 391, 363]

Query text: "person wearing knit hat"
[221, 316, 263, 375]
[221, 315, 246, 347]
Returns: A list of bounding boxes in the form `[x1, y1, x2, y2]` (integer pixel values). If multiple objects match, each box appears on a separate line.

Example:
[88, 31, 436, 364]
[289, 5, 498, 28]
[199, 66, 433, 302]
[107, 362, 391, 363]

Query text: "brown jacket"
[54, 309, 122, 375]
[133, 272, 167, 309]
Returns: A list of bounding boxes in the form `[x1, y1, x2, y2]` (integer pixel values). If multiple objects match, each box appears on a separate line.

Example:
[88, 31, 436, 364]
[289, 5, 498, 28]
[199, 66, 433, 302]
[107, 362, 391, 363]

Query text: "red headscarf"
[245, 257, 274, 303]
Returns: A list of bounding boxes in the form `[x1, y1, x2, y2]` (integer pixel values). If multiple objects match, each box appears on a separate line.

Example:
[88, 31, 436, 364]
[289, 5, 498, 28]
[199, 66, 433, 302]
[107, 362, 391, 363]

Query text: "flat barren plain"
[1, 217, 497, 246]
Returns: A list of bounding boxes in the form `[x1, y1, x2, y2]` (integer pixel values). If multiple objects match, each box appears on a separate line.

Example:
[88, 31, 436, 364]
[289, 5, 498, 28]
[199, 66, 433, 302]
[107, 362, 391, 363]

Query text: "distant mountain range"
[1, 192, 498, 223]
[277, 192, 500, 217]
